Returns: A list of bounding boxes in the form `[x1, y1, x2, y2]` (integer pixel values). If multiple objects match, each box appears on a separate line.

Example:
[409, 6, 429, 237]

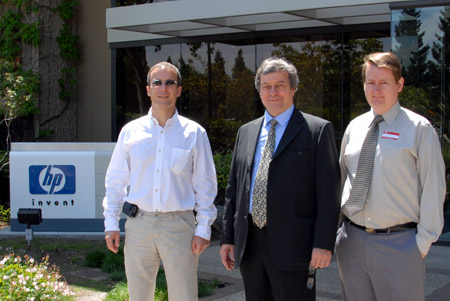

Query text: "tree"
[271, 38, 383, 122]
[219, 49, 255, 123]
[397, 9, 431, 87]
[0, 0, 78, 206]
[394, 8, 442, 131]
[0, 59, 39, 170]
[210, 50, 228, 120]
[432, 8, 450, 137]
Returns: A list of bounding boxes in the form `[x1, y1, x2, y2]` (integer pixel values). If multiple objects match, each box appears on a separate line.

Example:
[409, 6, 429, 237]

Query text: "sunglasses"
[307, 265, 315, 289]
[150, 79, 178, 87]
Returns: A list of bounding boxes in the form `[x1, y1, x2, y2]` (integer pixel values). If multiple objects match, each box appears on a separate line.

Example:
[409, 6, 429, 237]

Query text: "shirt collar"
[370, 101, 400, 127]
[149, 107, 179, 128]
[263, 105, 294, 128]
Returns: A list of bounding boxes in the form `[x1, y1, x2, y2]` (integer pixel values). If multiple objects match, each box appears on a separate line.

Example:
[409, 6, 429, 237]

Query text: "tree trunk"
[21, 0, 77, 142]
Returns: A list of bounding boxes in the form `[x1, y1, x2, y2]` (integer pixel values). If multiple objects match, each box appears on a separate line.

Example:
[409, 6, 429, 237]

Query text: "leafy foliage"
[0, 204, 10, 223]
[104, 269, 218, 301]
[56, 0, 78, 21]
[104, 281, 129, 301]
[86, 246, 219, 300]
[55, 0, 79, 103]
[0, 253, 74, 300]
[100, 244, 125, 274]
[213, 150, 233, 193]
[0, 10, 23, 59]
[84, 249, 106, 268]
[56, 24, 79, 59]
[208, 118, 241, 153]
[0, 59, 39, 120]
[0, 2, 40, 60]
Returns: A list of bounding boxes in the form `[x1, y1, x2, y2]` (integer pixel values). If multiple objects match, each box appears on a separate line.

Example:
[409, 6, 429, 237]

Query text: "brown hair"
[362, 52, 403, 83]
[255, 57, 299, 92]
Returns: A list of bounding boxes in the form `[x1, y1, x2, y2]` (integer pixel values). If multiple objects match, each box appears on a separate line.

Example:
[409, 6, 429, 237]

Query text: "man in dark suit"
[220, 57, 341, 300]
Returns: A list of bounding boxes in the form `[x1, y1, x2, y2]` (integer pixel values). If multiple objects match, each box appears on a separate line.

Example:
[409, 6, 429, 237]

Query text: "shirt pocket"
[170, 148, 192, 174]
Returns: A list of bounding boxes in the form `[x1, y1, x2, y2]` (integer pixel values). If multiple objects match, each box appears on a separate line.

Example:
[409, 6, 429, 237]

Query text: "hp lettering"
[29, 165, 76, 195]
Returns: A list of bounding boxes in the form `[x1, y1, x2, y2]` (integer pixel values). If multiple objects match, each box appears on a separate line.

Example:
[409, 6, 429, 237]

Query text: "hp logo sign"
[29, 165, 76, 195]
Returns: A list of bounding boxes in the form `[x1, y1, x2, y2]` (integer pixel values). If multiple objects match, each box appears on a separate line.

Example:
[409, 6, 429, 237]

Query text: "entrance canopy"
[106, 0, 412, 43]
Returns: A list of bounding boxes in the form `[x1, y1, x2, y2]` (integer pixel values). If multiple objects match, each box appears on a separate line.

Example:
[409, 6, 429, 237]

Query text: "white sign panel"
[10, 151, 96, 218]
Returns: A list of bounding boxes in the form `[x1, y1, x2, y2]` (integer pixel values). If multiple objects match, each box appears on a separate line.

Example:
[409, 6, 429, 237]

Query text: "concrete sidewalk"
[199, 240, 450, 301]
[1, 227, 449, 300]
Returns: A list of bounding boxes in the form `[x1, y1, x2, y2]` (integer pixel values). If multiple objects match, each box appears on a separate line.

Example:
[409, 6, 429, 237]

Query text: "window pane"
[392, 6, 450, 225]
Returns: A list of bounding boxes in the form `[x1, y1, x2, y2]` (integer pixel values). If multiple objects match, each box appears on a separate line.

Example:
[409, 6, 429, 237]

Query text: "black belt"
[346, 218, 417, 234]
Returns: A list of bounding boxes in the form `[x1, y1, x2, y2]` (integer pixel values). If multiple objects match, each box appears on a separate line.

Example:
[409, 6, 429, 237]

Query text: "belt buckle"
[365, 228, 376, 234]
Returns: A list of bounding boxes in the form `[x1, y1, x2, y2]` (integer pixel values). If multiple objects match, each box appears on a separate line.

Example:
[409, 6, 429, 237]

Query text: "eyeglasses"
[150, 79, 178, 87]
[307, 265, 315, 289]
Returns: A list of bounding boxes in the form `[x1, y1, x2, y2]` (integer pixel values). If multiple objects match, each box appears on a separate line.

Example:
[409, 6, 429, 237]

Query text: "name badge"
[381, 131, 400, 140]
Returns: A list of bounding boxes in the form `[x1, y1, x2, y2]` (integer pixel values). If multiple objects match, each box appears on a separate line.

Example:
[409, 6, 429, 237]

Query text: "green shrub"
[101, 245, 124, 274]
[104, 281, 128, 301]
[198, 278, 219, 297]
[0, 205, 10, 223]
[208, 118, 241, 153]
[105, 269, 218, 300]
[109, 270, 126, 281]
[155, 269, 168, 300]
[213, 150, 233, 193]
[84, 249, 106, 268]
[104, 270, 169, 301]
[0, 253, 73, 300]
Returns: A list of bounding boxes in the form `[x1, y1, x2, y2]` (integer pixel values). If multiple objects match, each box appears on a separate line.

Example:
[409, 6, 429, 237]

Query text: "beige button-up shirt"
[340, 102, 446, 255]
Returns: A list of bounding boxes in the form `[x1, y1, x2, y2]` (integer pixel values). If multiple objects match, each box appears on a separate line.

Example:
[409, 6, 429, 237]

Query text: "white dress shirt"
[340, 102, 446, 254]
[103, 108, 217, 240]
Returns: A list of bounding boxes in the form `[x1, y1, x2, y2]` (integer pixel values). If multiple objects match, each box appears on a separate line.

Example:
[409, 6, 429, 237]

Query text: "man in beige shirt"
[336, 52, 446, 301]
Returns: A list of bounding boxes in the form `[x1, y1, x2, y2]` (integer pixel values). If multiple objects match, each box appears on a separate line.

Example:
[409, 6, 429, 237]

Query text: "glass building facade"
[111, 2, 450, 230]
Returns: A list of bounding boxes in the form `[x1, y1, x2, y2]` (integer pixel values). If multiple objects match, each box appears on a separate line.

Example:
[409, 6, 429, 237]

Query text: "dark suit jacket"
[221, 108, 341, 271]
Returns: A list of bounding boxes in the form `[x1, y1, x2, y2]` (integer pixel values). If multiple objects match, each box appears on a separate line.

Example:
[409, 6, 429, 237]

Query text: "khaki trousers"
[124, 210, 198, 301]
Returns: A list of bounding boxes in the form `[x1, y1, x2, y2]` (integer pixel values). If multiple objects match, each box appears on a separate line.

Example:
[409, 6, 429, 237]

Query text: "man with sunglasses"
[103, 62, 217, 301]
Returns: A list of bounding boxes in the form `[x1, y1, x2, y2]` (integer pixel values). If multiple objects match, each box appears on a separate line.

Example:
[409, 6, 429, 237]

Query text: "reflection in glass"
[257, 37, 388, 137]
[115, 35, 391, 150]
[392, 5, 450, 225]
[115, 47, 148, 131]
[113, 28, 397, 212]
[116, 0, 178, 6]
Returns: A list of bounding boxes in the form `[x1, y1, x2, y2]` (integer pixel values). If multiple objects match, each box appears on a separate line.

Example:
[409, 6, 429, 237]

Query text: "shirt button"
[157, 169, 160, 173]
[161, 130, 164, 134]
[158, 149, 161, 152]
[155, 189, 158, 192]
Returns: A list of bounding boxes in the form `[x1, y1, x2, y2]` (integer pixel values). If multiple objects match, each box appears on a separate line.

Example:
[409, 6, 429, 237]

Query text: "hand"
[105, 231, 120, 253]
[192, 235, 210, 255]
[220, 244, 235, 271]
[310, 248, 332, 269]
